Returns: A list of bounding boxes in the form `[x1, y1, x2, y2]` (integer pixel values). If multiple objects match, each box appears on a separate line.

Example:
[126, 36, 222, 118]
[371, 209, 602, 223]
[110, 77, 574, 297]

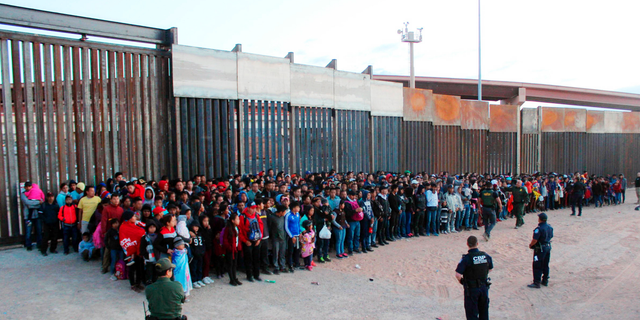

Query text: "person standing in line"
[634, 172, 640, 205]
[570, 177, 586, 217]
[455, 236, 493, 320]
[528, 213, 554, 288]
[39, 192, 60, 256]
[619, 174, 627, 204]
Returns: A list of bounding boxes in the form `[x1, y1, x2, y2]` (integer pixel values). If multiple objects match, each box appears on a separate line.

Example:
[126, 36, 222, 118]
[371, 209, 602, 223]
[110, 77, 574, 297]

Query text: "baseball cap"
[411, 180, 419, 185]
[155, 258, 176, 272]
[76, 182, 86, 191]
[538, 212, 548, 220]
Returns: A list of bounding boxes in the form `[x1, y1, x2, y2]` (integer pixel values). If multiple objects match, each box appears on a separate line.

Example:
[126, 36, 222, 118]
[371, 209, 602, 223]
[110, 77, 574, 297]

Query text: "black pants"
[213, 254, 225, 277]
[243, 241, 261, 279]
[286, 237, 300, 268]
[41, 223, 59, 253]
[128, 255, 144, 286]
[225, 252, 238, 282]
[464, 286, 489, 320]
[533, 248, 551, 284]
[571, 197, 583, 216]
[389, 212, 399, 238]
[145, 262, 157, 284]
[190, 253, 203, 282]
[259, 239, 270, 270]
[377, 217, 387, 244]
[413, 210, 425, 234]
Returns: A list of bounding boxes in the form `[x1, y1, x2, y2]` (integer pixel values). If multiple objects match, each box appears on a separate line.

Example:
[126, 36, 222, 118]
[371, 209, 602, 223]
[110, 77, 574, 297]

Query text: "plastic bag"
[319, 225, 332, 240]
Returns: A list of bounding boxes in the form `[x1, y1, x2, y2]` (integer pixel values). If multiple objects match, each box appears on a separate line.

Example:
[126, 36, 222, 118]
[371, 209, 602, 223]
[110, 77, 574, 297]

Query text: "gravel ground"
[1, 190, 639, 320]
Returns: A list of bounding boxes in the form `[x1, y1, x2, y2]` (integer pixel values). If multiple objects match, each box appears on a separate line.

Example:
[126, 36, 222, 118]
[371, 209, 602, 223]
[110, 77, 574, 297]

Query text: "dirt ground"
[1, 190, 639, 320]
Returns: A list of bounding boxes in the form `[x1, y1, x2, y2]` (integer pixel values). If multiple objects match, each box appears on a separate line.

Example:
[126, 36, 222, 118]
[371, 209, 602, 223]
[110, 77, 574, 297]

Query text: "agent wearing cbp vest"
[479, 183, 502, 241]
[456, 236, 493, 320]
[528, 212, 554, 288]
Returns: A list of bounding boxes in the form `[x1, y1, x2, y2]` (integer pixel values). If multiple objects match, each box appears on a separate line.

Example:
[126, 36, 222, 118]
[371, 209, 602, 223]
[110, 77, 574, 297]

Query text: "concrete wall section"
[333, 70, 371, 111]
[586, 110, 605, 133]
[370, 80, 403, 116]
[172, 45, 238, 99]
[541, 107, 565, 132]
[564, 109, 586, 132]
[489, 104, 518, 132]
[290, 64, 334, 108]
[402, 88, 433, 122]
[622, 112, 640, 133]
[521, 108, 539, 134]
[460, 100, 489, 130]
[604, 111, 624, 133]
[237, 52, 291, 102]
[432, 94, 461, 126]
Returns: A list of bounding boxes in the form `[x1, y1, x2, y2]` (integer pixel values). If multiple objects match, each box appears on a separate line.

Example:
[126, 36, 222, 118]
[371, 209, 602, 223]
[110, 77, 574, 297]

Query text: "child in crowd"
[140, 222, 158, 285]
[199, 215, 215, 284]
[176, 210, 191, 257]
[58, 195, 78, 254]
[189, 220, 206, 288]
[105, 218, 123, 280]
[300, 220, 315, 271]
[333, 201, 347, 259]
[285, 202, 302, 272]
[222, 213, 242, 286]
[79, 232, 99, 261]
[172, 237, 192, 296]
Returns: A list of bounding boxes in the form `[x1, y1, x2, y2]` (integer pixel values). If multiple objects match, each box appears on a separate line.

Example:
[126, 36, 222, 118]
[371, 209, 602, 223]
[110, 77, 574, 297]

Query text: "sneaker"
[255, 277, 263, 282]
[247, 277, 254, 282]
[204, 277, 214, 284]
[434, 233, 439, 236]
[483, 233, 489, 241]
[273, 269, 280, 275]
[527, 283, 541, 289]
[110, 275, 118, 281]
[306, 266, 313, 271]
[337, 254, 344, 259]
[198, 281, 206, 287]
[262, 269, 274, 275]
[324, 256, 332, 262]
[354, 249, 362, 254]
[311, 261, 317, 267]
[41, 252, 48, 257]
[193, 282, 201, 289]
[367, 248, 374, 252]
[319, 257, 326, 263]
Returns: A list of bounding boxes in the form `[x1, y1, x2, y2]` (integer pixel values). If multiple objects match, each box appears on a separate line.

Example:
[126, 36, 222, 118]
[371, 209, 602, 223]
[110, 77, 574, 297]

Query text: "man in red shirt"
[239, 202, 264, 282]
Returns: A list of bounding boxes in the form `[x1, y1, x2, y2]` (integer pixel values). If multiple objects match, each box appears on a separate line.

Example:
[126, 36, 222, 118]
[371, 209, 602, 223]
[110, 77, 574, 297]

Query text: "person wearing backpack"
[238, 202, 264, 282]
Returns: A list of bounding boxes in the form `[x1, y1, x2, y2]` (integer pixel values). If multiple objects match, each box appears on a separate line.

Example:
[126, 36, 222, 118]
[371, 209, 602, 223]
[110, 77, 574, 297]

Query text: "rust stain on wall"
[563, 109, 586, 132]
[541, 107, 564, 132]
[402, 87, 433, 122]
[489, 104, 517, 132]
[586, 110, 604, 133]
[622, 112, 640, 133]
[433, 94, 461, 126]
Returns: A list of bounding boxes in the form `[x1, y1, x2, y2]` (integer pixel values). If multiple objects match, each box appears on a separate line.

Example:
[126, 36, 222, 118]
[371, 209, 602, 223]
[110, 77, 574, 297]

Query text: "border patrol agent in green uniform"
[145, 258, 187, 320]
[456, 236, 493, 320]
[479, 183, 502, 241]
[505, 180, 529, 229]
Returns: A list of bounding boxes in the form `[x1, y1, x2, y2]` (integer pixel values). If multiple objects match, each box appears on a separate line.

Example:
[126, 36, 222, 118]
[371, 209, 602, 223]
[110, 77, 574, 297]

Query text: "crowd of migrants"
[20, 169, 636, 296]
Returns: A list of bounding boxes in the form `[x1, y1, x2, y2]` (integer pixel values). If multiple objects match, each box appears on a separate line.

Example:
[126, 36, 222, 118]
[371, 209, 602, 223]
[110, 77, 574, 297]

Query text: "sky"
[3, 0, 639, 104]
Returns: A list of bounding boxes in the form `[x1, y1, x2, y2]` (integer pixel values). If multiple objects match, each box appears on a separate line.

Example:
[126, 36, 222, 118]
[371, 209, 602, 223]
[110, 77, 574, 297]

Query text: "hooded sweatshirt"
[143, 186, 155, 206]
[176, 215, 190, 244]
[119, 219, 146, 256]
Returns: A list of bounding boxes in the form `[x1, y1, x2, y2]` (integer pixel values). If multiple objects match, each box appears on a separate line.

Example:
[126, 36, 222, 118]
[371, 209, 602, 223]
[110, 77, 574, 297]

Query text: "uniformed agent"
[479, 183, 502, 241]
[145, 258, 187, 320]
[504, 179, 529, 229]
[456, 236, 493, 320]
[528, 212, 554, 288]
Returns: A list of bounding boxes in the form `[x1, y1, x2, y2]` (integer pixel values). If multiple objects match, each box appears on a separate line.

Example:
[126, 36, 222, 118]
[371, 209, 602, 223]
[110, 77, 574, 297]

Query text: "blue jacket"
[284, 211, 300, 238]
[79, 240, 95, 254]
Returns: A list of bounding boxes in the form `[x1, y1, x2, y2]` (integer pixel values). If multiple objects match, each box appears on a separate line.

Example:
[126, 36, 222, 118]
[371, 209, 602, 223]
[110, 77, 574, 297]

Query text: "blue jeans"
[482, 208, 496, 237]
[319, 238, 329, 258]
[110, 249, 123, 274]
[547, 192, 555, 210]
[335, 228, 346, 255]
[371, 219, 378, 244]
[360, 220, 370, 249]
[398, 211, 406, 237]
[25, 218, 42, 248]
[346, 220, 360, 252]
[405, 211, 412, 235]
[62, 224, 78, 253]
[426, 207, 439, 234]
[594, 195, 603, 207]
[462, 204, 471, 228]
[500, 206, 508, 220]
[615, 193, 622, 205]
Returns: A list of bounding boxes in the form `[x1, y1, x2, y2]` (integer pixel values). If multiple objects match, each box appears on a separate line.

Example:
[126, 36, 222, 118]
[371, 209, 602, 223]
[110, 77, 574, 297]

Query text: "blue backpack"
[247, 216, 262, 241]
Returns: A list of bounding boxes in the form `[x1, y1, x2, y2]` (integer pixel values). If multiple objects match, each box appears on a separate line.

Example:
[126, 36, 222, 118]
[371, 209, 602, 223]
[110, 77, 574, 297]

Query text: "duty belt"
[464, 279, 487, 289]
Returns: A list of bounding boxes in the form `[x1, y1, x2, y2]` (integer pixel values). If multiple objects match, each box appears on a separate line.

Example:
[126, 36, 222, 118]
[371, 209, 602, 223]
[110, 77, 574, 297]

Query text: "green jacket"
[505, 186, 529, 204]
[145, 277, 185, 319]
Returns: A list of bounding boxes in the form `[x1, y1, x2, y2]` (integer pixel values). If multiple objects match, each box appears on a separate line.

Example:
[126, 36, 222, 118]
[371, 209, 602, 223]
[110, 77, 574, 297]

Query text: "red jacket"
[100, 204, 124, 238]
[131, 184, 145, 199]
[613, 183, 622, 193]
[238, 212, 264, 244]
[222, 226, 242, 258]
[58, 204, 78, 224]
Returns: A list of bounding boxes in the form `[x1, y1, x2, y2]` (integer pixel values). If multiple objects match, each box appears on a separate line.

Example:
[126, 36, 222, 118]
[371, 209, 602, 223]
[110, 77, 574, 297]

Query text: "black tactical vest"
[463, 250, 490, 281]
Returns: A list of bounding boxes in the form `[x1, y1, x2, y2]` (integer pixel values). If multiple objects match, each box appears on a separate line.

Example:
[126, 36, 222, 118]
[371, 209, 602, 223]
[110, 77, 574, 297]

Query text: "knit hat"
[100, 191, 111, 200]
[173, 237, 185, 248]
[122, 210, 135, 222]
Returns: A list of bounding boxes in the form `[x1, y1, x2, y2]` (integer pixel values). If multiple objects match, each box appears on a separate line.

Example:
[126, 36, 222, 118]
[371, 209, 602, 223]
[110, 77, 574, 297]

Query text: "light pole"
[398, 22, 423, 89]
[478, 0, 482, 101]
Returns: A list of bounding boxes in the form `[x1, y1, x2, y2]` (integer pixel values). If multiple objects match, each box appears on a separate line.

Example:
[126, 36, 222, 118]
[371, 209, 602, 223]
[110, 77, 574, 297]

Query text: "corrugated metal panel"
[372, 116, 401, 172]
